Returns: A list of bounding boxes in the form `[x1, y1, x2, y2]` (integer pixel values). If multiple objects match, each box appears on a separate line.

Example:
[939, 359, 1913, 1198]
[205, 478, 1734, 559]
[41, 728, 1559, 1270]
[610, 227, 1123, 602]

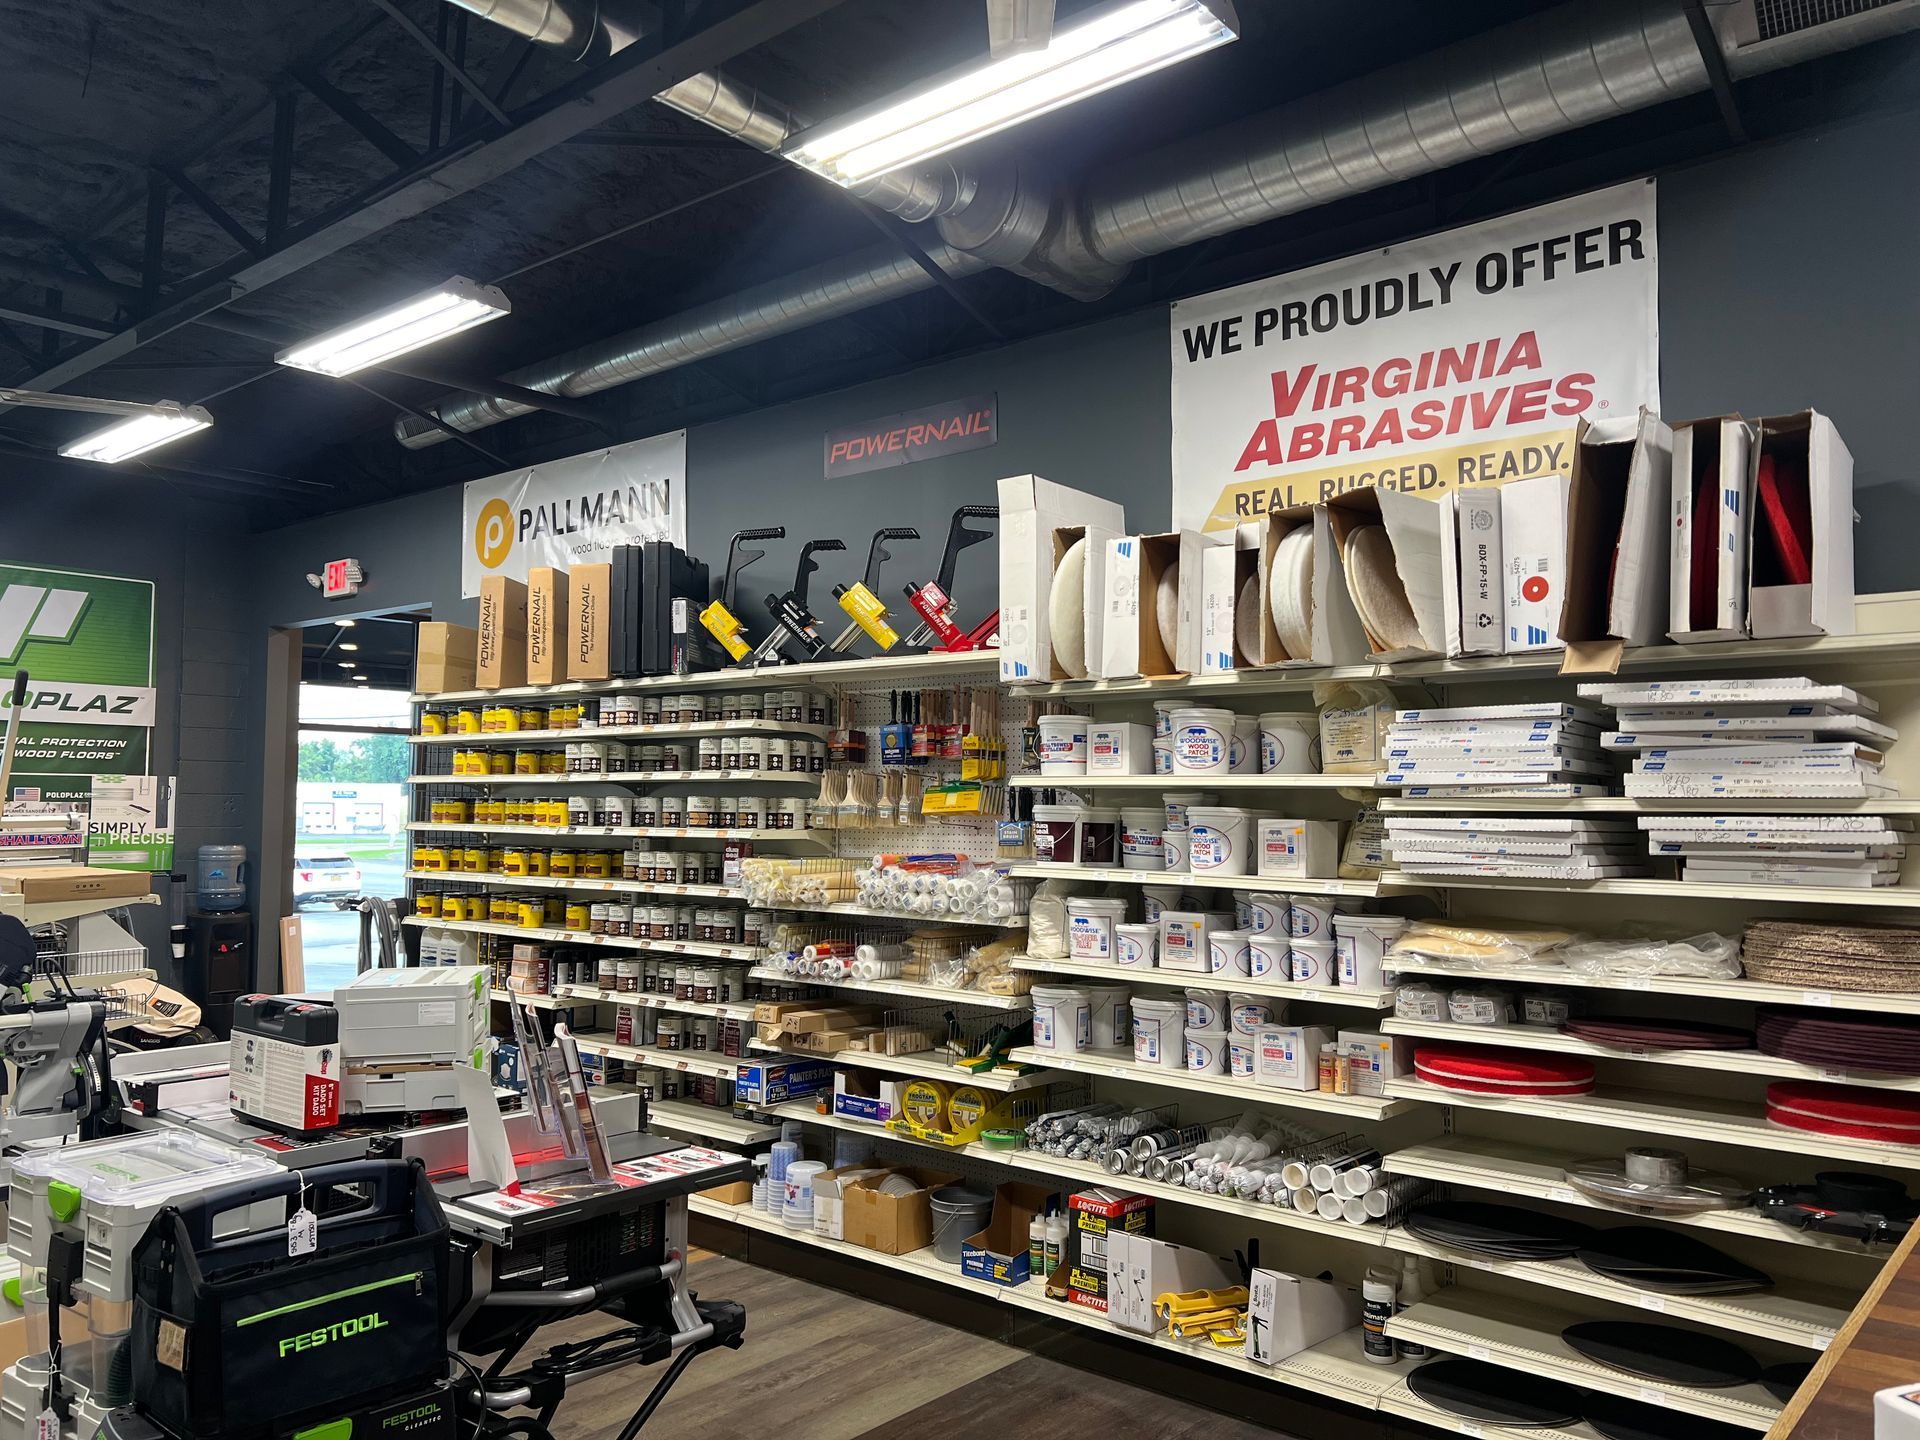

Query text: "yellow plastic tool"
[1154, 1286, 1250, 1322]
[834, 581, 901, 651]
[699, 599, 753, 661]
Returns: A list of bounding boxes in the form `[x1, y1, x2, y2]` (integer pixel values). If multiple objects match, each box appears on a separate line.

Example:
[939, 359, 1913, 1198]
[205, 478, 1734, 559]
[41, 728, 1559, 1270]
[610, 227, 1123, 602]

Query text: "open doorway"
[291, 614, 419, 991]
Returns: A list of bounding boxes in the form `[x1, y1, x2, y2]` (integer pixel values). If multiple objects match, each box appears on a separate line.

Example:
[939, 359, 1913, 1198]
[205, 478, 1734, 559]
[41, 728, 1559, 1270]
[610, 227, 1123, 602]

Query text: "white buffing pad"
[1155, 564, 1180, 659]
[1048, 537, 1089, 678]
[1269, 526, 1314, 659]
[1343, 525, 1423, 651]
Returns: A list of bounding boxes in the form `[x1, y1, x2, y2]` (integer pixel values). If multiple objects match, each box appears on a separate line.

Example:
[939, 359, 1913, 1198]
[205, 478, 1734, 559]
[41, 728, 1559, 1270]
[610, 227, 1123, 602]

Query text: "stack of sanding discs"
[1406, 1357, 1584, 1428]
[1757, 1007, 1920, 1076]
[1766, 1080, 1920, 1144]
[1574, 1226, 1772, 1295]
[1406, 1199, 1596, 1259]
[1414, 1043, 1597, 1095]
[1742, 919, 1920, 993]
[1581, 1392, 1755, 1440]
[1563, 1017, 1754, 1052]
[1562, 1320, 1761, 1388]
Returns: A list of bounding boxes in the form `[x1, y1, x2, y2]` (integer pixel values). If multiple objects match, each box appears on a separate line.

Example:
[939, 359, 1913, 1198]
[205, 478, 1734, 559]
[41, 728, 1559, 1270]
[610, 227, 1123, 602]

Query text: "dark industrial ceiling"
[1, 0, 1913, 526]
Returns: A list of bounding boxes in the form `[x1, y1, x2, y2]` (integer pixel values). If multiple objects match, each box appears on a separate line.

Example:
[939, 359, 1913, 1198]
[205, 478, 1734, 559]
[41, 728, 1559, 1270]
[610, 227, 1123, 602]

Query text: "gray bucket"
[928, 1184, 994, 1263]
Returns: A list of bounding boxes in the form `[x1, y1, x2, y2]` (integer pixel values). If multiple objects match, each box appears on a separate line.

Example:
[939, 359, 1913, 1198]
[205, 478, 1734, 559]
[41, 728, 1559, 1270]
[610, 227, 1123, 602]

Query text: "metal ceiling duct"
[399, 0, 1913, 448]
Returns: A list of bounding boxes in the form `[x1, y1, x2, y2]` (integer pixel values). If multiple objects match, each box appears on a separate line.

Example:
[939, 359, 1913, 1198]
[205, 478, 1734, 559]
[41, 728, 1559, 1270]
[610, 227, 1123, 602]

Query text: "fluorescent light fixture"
[786, 0, 1236, 185]
[351, 674, 368, 681]
[338, 642, 359, 652]
[337, 661, 355, 669]
[334, 619, 356, 628]
[276, 277, 509, 377]
[58, 402, 212, 464]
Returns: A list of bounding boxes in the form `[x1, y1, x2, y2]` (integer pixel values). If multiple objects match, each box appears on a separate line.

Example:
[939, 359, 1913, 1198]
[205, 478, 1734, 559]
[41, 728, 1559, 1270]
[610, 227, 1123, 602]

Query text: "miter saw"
[0, 913, 114, 1148]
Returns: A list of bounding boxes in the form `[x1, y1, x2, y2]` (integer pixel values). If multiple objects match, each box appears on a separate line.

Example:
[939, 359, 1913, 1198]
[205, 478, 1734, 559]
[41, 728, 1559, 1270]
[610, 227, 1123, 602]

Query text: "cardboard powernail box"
[477, 574, 529, 688]
[960, 1181, 1054, 1286]
[1558, 410, 1675, 671]
[1047, 524, 1118, 680]
[526, 566, 570, 685]
[1749, 409, 1855, 639]
[842, 1166, 963, 1255]
[570, 561, 613, 681]
[1245, 1268, 1364, 1366]
[1669, 415, 1757, 643]
[999, 476, 1125, 683]
[414, 622, 478, 694]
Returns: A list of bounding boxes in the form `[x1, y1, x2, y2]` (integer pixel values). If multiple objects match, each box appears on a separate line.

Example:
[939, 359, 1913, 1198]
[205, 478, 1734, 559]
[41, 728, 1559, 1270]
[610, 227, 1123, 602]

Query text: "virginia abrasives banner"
[0, 564, 155, 804]
[463, 430, 686, 595]
[1171, 181, 1659, 531]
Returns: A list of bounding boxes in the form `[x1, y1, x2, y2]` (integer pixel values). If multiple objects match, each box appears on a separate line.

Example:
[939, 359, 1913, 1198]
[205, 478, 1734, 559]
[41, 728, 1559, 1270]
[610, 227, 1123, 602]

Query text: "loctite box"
[229, 995, 341, 1134]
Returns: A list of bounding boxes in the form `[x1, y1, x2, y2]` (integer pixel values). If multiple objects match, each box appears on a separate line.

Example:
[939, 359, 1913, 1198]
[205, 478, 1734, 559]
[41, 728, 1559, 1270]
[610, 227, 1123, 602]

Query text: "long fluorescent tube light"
[58, 402, 213, 464]
[787, 0, 1236, 185]
[276, 277, 510, 377]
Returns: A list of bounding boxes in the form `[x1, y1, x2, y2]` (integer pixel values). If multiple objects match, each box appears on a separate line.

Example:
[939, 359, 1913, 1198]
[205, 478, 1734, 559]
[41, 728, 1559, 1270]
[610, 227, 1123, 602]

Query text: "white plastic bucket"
[1228, 1035, 1257, 1079]
[1231, 891, 1254, 929]
[1080, 807, 1121, 866]
[1162, 827, 1191, 874]
[1247, 892, 1289, 935]
[1170, 708, 1234, 776]
[1185, 987, 1228, 1030]
[1132, 997, 1185, 1069]
[1188, 806, 1252, 877]
[1032, 803, 1084, 865]
[1153, 700, 1181, 738]
[1121, 807, 1165, 871]
[1086, 984, 1132, 1050]
[1115, 923, 1158, 969]
[1335, 913, 1408, 991]
[1230, 713, 1260, 775]
[1207, 927, 1253, 977]
[1259, 713, 1320, 774]
[1229, 994, 1275, 1034]
[1289, 938, 1334, 985]
[1140, 885, 1181, 922]
[1030, 985, 1091, 1053]
[1153, 738, 1174, 774]
[784, 1159, 826, 1230]
[1037, 715, 1089, 774]
[1067, 897, 1129, 962]
[1248, 931, 1289, 979]
[1186, 1028, 1230, 1075]
[1289, 893, 1334, 941]
[1163, 791, 1212, 832]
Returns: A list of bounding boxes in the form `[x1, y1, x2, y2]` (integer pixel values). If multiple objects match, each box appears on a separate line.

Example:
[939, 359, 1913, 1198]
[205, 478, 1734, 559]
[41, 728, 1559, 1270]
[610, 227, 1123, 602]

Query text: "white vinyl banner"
[1171, 180, 1659, 532]
[462, 430, 686, 595]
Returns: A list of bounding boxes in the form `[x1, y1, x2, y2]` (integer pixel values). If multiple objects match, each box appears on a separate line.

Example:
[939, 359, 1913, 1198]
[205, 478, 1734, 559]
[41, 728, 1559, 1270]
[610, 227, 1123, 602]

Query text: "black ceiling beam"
[0, 301, 114, 340]
[292, 63, 422, 170]
[566, 128, 748, 148]
[366, 0, 512, 128]
[853, 204, 1006, 342]
[268, 91, 298, 243]
[0, 0, 849, 409]
[157, 163, 266, 258]
[340, 373, 508, 467]
[0, 436, 328, 500]
[1684, 1, 1747, 142]
[141, 174, 169, 311]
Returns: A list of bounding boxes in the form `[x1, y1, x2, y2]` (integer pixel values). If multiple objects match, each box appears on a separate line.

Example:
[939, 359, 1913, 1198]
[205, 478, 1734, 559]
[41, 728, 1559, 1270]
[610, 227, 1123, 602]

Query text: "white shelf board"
[1387, 1289, 1782, 1431]
[415, 648, 999, 705]
[1384, 872, 1920, 910]
[1004, 1045, 1411, 1119]
[408, 770, 818, 787]
[571, 1033, 739, 1079]
[1381, 1136, 1889, 1256]
[407, 719, 833, 746]
[1380, 954, 1920, 1017]
[1384, 1076, 1920, 1169]
[1383, 1229, 1847, 1350]
[488, 988, 568, 1009]
[688, 1194, 1018, 1295]
[746, 966, 1031, 1009]
[1011, 622, 1920, 700]
[1006, 863, 1401, 898]
[555, 984, 758, 1021]
[770, 899, 1025, 929]
[753, 1041, 1059, 1093]
[405, 870, 739, 901]
[1012, 773, 1384, 791]
[1010, 954, 1396, 1010]
[407, 821, 822, 844]
[1381, 1016, 1920, 1092]
[403, 915, 762, 961]
[1382, 795, 1920, 816]
[646, 1099, 778, 1145]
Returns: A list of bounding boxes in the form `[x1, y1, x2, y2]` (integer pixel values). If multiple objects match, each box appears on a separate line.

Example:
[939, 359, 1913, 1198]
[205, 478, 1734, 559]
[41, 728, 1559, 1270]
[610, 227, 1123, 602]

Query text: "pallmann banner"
[823, 393, 997, 478]
[0, 564, 155, 804]
[463, 430, 685, 595]
[1171, 180, 1659, 531]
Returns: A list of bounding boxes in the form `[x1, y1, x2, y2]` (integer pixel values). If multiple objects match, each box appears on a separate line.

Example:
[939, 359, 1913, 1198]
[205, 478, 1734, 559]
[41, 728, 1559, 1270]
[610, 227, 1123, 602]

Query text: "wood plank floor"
[544, 1253, 1309, 1440]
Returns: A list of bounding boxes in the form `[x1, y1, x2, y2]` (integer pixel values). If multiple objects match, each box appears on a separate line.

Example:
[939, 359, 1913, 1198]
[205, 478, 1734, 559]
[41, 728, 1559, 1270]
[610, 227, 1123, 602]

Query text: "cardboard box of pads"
[842, 1166, 962, 1255]
[999, 475, 1125, 682]
[1501, 472, 1570, 654]
[1047, 524, 1117, 680]
[526, 566, 570, 684]
[414, 622, 477, 693]
[1198, 527, 1260, 676]
[1100, 529, 1217, 679]
[1669, 415, 1756, 643]
[477, 574, 528, 688]
[1749, 409, 1855, 639]
[1558, 410, 1674, 669]
[1253, 506, 1369, 667]
[1325, 489, 1446, 660]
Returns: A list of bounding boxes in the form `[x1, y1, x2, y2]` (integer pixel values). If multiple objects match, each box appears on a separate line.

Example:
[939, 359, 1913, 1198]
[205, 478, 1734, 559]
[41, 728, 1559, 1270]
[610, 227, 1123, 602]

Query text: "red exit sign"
[321, 558, 364, 599]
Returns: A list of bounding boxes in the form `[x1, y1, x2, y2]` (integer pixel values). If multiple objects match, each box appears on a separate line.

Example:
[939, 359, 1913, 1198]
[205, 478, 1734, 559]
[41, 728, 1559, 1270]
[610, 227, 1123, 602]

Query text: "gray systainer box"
[335, 965, 492, 1115]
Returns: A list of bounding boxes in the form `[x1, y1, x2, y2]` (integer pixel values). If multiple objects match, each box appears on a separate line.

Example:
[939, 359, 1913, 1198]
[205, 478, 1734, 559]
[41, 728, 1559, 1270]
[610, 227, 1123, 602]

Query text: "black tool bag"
[130, 1159, 449, 1440]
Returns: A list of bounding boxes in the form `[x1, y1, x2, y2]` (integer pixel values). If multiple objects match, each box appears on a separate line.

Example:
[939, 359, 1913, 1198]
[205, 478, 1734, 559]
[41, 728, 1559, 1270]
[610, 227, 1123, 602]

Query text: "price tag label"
[37, 1408, 59, 1440]
[1638, 1387, 1666, 1405]
[1467, 1344, 1491, 1362]
[288, 1207, 318, 1257]
[675, 1060, 690, 1071]
[1625, 977, 1653, 991]
[1459, 1425, 1485, 1438]
[1637, 1294, 1666, 1313]
[1821, 1067, 1848, 1082]
[1813, 1336, 1831, 1352]
[1803, 990, 1834, 1007]
[1469, 1258, 1494, 1271]
[1546, 1186, 1579, 1204]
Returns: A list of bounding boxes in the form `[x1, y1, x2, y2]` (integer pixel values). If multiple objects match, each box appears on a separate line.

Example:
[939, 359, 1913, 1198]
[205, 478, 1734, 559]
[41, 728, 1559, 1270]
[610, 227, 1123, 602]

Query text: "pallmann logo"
[824, 393, 997, 479]
[0, 585, 89, 664]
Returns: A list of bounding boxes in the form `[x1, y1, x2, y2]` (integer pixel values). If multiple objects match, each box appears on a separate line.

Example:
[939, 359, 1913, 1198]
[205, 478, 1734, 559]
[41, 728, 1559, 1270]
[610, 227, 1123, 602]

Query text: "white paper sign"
[462, 431, 686, 594]
[1171, 181, 1659, 532]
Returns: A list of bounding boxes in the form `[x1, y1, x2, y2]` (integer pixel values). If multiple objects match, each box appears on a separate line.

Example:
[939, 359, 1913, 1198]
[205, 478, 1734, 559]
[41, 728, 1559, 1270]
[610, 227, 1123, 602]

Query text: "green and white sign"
[0, 564, 155, 805]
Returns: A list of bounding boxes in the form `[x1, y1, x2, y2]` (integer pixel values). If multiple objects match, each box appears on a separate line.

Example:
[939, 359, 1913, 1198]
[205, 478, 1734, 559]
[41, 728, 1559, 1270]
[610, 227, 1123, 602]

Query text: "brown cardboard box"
[961, 1181, 1055, 1285]
[478, 575, 529, 689]
[0, 865, 151, 904]
[783, 1007, 883, 1034]
[698, 1180, 753, 1206]
[415, 622, 478, 693]
[842, 1166, 962, 1255]
[571, 562, 612, 681]
[752, 1000, 818, 1025]
[526, 567, 570, 685]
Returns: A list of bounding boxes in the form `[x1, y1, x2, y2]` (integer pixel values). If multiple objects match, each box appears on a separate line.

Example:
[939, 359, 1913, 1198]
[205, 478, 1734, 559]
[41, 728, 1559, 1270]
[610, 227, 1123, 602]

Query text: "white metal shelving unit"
[1005, 1044, 1411, 1119]
[404, 719, 833, 747]
[1378, 954, 1920, 1015]
[407, 914, 762, 961]
[1006, 862, 1406, 898]
[1010, 954, 1397, 1010]
[746, 965, 1030, 1009]
[407, 870, 738, 900]
[646, 1099, 780, 1145]
[1011, 773, 1385, 791]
